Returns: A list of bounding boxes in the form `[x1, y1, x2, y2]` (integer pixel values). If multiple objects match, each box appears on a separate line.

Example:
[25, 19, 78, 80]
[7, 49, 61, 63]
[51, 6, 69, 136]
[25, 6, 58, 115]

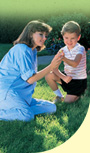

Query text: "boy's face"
[63, 32, 81, 50]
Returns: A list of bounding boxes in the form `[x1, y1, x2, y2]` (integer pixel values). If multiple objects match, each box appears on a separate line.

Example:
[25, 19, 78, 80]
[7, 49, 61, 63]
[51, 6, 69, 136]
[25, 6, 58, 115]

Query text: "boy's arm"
[62, 54, 82, 67]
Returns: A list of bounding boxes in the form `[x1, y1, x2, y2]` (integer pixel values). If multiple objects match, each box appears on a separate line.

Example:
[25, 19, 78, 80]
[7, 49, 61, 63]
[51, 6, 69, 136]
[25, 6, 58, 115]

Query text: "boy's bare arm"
[62, 54, 82, 67]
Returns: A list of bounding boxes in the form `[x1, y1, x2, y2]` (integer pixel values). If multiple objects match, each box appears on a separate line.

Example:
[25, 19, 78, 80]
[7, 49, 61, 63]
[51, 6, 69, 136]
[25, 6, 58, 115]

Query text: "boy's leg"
[62, 79, 87, 103]
[45, 72, 64, 102]
[45, 72, 79, 103]
[64, 94, 79, 103]
[45, 71, 61, 91]
[53, 69, 72, 83]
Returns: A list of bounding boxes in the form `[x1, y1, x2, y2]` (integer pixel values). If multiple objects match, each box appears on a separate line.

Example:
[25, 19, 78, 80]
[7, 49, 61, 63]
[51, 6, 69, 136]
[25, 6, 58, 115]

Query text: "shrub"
[0, 17, 27, 43]
[44, 36, 64, 55]
[0, 13, 90, 54]
[44, 12, 90, 54]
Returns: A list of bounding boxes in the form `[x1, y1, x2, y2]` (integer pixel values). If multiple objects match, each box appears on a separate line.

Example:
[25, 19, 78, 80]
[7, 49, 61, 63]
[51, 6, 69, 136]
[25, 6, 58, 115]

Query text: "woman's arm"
[27, 56, 61, 84]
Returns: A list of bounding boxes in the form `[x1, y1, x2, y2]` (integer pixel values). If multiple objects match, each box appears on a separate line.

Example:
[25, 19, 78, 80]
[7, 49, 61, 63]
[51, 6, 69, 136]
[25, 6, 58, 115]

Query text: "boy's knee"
[45, 73, 50, 78]
[64, 96, 79, 103]
[45, 72, 54, 80]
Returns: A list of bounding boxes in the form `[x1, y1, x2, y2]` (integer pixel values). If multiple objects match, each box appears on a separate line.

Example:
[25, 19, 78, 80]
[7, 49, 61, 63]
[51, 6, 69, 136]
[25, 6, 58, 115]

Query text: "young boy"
[45, 21, 87, 103]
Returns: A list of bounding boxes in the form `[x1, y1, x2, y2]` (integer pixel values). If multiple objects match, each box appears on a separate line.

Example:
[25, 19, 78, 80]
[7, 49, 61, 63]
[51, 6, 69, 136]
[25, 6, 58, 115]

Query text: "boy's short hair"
[61, 21, 81, 36]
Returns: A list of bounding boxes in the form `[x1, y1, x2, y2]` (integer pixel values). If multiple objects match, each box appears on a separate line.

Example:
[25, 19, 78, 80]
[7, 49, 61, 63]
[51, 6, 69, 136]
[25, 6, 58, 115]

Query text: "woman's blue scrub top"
[0, 44, 37, 105]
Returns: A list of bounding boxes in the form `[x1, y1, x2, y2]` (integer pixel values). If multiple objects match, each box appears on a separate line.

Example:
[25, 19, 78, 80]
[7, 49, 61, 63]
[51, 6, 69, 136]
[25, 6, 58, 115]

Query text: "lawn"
[0, 44, 90, 153]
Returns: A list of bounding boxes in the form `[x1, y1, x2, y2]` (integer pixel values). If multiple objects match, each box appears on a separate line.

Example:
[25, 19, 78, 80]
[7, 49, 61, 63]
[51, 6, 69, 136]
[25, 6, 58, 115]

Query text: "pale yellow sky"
[0, 0, 90, 18]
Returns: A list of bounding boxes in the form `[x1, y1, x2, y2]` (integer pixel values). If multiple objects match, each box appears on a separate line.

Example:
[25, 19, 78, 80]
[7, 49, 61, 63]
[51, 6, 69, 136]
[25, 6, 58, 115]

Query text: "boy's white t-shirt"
[62, 43, 87, 79]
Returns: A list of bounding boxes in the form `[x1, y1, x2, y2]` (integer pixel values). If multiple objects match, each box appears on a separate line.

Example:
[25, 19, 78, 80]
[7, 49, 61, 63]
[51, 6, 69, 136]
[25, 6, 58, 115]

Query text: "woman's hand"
[51, 49, 64, 70]
[27, 50, 64, 84]
[50, 55, 62, 70]
[57, 49, 64, 57]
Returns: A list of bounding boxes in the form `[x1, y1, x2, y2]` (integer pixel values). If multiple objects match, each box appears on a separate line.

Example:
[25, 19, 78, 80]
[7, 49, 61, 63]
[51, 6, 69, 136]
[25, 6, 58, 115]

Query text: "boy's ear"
[78, 34, 81, 41]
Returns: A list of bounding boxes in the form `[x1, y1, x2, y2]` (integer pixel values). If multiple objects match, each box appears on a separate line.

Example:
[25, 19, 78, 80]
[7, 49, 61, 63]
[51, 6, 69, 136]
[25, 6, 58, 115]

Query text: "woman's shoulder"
[12, 43, 32, 54]
[14, 43, 30, 50]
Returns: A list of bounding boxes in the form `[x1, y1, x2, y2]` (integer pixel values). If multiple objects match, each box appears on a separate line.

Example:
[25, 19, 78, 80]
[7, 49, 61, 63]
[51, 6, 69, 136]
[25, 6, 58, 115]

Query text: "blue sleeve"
[16, 45, 36, 81]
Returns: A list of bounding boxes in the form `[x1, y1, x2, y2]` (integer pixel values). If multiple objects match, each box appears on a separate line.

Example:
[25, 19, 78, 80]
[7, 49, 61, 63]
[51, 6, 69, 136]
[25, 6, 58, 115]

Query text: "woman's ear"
[78, 34, 81, 41]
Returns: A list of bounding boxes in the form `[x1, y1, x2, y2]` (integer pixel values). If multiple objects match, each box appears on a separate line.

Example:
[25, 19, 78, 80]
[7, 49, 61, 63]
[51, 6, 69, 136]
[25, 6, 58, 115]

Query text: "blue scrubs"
[0, 44, 56, 121]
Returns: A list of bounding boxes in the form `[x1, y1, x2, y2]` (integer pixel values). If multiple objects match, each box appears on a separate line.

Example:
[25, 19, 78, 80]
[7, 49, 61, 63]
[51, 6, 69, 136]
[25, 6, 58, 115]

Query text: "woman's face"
[32, 32, 47, 48]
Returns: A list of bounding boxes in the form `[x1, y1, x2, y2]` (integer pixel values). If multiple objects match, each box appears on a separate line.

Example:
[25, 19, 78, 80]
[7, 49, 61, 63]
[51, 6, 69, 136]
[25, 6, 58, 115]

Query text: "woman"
[0, 20, 61, 121]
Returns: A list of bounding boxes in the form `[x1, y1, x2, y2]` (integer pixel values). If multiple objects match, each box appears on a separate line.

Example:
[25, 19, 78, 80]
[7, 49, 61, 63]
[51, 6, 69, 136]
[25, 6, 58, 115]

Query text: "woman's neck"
[32, 45, 37, 51]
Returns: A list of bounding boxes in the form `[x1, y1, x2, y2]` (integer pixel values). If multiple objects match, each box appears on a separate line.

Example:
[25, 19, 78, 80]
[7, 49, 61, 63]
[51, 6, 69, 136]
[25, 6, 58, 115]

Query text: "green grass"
[0, 44, 90, 153]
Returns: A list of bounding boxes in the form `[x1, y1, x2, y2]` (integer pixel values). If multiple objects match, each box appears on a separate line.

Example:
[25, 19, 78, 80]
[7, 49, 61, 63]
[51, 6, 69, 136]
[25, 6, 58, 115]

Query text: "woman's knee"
[19, 109, 34, 121]
[0, 108, 34, 122]
[45, 102, 57, 114]
[51, 103, 57, 113]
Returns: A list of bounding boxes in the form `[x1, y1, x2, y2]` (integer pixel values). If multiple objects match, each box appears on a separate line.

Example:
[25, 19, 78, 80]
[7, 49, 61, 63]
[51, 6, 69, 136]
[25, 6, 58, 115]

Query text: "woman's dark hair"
[13, 20, 52, 51]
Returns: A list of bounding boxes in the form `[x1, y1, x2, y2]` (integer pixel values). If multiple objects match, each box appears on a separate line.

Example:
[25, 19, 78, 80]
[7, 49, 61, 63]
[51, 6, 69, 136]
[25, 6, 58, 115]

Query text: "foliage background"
[0, 0, 90, 51]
